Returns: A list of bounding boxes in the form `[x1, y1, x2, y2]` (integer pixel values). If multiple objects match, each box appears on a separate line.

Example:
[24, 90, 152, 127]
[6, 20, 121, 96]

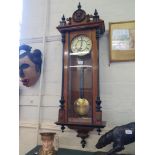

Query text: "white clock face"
[71, 35, 92, 56]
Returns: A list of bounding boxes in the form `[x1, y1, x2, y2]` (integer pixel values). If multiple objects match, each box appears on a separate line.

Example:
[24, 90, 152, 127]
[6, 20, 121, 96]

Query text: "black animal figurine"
[95, 122, 135, 155]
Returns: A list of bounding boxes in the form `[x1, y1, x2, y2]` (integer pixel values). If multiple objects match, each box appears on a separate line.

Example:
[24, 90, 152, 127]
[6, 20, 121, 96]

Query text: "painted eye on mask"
[19, 63, 30, 70]
[19, 63, 30, 77]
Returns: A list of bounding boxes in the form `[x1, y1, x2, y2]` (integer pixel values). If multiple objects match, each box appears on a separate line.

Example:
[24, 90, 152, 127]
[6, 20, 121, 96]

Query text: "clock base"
[55, 121, 106, 148]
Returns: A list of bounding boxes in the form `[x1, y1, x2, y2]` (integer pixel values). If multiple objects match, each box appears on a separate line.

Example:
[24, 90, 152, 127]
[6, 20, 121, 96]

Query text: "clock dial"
[71, 35, 92, 56]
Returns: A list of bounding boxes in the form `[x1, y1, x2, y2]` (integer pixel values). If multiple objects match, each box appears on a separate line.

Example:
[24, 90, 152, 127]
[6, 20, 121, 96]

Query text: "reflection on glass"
[68, 54, 93, 124]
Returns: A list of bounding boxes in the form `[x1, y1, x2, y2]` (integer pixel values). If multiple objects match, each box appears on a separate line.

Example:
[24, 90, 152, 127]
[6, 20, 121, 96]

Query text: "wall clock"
[55, 3, 106, 148]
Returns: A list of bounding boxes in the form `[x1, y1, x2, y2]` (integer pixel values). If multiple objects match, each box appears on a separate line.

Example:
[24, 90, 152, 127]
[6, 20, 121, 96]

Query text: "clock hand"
[80, 36, 83, 50]
[75, 39, 79, 48]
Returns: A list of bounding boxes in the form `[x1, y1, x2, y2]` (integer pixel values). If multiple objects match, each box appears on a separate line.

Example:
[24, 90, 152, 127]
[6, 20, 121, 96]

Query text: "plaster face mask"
[19, 55, 40, 87]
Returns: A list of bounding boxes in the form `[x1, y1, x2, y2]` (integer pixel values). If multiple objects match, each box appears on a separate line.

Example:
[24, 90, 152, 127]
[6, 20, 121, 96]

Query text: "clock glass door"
[68, 32, 93, 124]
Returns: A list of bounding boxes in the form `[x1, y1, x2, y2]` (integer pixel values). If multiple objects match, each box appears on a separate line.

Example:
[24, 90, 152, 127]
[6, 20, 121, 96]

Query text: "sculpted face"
[41, 135, 54, 152]
[19, 55, 40, 87]
[19, 44, 42, 87]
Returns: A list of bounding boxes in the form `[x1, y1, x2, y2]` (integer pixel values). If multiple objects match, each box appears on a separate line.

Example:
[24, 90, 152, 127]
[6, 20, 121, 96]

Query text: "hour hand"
[76, 40, 82, 51]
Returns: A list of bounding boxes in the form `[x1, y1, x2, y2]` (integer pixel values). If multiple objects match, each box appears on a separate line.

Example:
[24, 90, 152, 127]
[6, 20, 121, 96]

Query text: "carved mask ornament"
[19, 44, 42, 87]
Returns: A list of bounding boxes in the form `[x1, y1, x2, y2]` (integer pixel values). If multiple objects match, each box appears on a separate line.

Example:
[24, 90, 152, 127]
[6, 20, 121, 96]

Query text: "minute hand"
[80, 37, 83, 51]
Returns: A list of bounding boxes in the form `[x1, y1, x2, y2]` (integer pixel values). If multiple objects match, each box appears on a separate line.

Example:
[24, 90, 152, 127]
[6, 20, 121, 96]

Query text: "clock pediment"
[57, 2, 105, 35]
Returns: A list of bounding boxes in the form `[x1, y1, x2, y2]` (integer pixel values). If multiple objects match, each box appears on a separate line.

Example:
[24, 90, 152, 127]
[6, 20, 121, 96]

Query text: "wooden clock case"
[55, 3, 106, 148]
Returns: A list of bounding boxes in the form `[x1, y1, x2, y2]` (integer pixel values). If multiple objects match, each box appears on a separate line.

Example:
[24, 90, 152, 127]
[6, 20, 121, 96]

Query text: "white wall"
[19, 0, 135, 154]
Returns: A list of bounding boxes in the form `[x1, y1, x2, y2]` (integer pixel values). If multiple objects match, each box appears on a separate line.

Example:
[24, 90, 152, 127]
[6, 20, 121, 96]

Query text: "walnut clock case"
[55, 3, 106, 148]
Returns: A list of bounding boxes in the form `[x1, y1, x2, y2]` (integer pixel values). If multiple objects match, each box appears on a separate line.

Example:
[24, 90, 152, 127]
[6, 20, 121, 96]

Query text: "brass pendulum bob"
[74, 66, 89, 116]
